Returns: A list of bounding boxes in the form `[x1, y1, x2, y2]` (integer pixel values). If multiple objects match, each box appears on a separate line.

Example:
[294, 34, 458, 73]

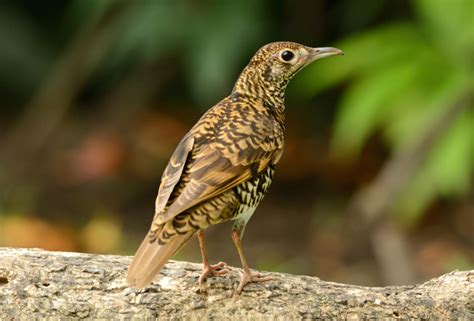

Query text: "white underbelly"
[233, 205, 257, 224]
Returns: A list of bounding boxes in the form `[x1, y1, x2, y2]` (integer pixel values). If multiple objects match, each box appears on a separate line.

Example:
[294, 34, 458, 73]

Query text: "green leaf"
[415, 0, 474, 64]
[384, 56, 471, 150]
[294, 23, 426, 97]
[331, 55, 427, 158]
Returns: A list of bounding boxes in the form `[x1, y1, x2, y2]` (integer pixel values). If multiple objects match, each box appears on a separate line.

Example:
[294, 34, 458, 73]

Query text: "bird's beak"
[307, 47, 344, 63]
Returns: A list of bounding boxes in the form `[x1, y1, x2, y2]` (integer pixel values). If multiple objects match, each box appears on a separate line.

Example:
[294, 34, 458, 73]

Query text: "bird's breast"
[233, 165, 275, 222]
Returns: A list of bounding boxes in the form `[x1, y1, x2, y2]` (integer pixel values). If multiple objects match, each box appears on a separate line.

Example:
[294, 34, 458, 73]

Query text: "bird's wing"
[154, 133, 195, 215]
[153, 104, 284, 224]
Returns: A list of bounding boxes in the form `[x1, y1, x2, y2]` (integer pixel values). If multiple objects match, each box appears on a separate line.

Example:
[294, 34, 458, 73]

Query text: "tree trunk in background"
[0, 248, 472, 319]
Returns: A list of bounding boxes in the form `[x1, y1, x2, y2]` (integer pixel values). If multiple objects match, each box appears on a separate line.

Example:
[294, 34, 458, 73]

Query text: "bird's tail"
[126, 228, 194, 288]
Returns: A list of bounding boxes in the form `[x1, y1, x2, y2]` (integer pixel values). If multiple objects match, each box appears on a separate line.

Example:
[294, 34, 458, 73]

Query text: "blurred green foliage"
[68, 0, 267, 105]
[0, 4, 53, 99]
[298, 0, 473, 223]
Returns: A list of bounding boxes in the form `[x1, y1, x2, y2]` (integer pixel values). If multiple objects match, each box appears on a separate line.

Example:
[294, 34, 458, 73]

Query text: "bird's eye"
[280, 50, 295, 62]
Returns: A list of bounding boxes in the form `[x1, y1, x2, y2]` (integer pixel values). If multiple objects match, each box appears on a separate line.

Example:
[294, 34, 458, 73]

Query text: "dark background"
[0, 0, 472, 287]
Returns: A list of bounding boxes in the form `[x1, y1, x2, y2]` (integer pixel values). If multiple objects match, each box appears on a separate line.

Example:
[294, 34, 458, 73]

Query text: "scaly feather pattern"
[127, 42, 343, 291]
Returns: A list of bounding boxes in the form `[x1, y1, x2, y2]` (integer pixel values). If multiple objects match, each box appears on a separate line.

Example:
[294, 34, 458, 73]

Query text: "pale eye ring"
[280, 50, 296, 62]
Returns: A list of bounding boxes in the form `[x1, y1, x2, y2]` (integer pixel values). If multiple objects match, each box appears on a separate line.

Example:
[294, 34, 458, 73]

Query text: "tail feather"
[126, 231, 194, 288]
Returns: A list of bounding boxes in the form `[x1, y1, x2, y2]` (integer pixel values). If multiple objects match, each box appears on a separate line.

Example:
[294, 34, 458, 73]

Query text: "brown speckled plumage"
[127, 42, 343, 295]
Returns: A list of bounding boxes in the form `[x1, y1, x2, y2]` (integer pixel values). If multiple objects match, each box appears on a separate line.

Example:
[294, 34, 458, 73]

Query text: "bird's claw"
[198, 261, 229, 286]
[233, 269, 272, 297]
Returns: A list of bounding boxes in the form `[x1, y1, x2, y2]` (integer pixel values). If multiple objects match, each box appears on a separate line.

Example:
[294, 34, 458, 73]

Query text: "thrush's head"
[250, 42, 343, 82]
[233, 41, 343, 101]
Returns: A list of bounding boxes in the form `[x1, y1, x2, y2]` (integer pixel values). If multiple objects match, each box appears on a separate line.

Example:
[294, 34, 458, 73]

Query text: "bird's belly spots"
[232, 167, 274, 222]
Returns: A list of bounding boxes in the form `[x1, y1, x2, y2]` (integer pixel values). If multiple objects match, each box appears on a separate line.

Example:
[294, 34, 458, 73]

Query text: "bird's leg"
[197, 230, 229, 286]
[231, 223, 271, 297]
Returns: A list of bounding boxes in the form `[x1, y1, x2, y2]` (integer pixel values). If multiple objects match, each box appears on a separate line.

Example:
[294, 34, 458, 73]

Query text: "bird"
[126, 41, 343, 296]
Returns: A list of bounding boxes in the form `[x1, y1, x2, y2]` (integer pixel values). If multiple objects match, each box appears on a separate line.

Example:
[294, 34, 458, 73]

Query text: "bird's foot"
[233, 269, 272, 297]
[198, 261, 229, 286]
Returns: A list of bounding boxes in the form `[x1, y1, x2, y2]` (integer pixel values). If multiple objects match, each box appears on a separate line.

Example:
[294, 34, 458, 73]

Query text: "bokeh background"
[0, 0, 472, 287]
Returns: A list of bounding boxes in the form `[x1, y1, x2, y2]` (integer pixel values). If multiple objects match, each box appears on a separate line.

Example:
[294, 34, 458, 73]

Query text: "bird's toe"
[233, 269, 272, 297]
[198, 261, 230, 286]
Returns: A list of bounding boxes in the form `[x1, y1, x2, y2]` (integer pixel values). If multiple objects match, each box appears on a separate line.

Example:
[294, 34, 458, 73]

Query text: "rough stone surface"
[0, 247, 472, 319]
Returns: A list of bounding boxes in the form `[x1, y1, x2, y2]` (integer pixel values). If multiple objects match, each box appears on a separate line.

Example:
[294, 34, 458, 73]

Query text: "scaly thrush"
[127, 42, 343, 296]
